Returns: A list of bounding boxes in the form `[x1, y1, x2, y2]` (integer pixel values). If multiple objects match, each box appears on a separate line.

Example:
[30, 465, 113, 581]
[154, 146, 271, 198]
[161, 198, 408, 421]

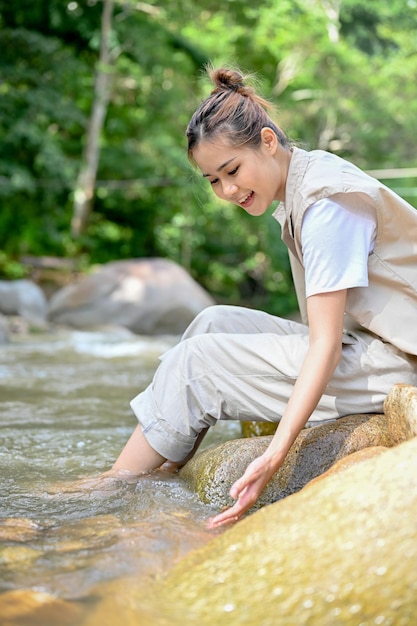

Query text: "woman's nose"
[223, 182, 238, 198]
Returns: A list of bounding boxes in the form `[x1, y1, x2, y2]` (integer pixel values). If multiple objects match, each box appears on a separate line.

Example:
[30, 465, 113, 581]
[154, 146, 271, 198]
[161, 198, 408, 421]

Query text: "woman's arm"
[208, 288, 347, 528]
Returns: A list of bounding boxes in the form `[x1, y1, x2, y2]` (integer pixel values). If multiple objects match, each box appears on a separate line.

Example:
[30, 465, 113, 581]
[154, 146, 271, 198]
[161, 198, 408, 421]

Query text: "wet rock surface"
[180, 412, 392, 510]
[0, 518, 43, 543]
[0, 589, 84, 625]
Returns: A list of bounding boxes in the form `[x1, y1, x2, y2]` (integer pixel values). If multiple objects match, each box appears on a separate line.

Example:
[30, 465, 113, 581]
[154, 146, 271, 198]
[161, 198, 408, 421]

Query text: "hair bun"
[186, 65, 288, 159]
[210, 68, 245, 93]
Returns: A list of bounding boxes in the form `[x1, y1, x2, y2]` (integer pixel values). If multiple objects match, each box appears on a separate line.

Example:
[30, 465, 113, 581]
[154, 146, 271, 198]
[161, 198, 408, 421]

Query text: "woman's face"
[192, 128, 291, 216]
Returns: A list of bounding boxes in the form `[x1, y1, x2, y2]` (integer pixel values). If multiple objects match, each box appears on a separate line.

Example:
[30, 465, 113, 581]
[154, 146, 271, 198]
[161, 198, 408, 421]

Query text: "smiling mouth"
[239, 191, 254, 207]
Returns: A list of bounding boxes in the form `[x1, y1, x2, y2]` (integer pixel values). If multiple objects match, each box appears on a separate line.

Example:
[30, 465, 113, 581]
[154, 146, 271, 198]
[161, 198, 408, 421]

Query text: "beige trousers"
[130, 305, 417, 462]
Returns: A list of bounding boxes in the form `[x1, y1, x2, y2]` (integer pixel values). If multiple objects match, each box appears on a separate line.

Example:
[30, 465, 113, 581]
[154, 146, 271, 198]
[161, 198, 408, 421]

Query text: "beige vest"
[272, 147, 417, 356]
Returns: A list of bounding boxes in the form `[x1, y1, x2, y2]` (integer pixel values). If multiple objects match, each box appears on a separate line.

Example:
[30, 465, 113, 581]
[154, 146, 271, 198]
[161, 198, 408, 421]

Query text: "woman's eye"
[209, 178, 219, 186]
[228, 166, 239, 176]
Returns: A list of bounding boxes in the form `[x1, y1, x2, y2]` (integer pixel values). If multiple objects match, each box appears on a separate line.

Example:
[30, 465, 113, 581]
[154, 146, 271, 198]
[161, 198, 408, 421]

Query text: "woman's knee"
[182, 304, 239, 339]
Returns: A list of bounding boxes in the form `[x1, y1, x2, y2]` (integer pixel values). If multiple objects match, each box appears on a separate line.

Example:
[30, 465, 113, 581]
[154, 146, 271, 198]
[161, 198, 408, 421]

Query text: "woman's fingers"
[207, 455, 278, 529]
[207, 485, 260, 528]
[207, 498, 247, 528]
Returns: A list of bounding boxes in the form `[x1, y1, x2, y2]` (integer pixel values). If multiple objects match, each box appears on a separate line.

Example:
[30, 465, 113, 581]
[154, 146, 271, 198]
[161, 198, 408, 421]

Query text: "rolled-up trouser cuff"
[130, 385, 197, 462]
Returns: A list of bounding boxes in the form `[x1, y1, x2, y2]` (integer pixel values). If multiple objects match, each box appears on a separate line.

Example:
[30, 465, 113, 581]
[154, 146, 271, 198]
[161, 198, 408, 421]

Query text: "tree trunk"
[71, 0, 114, 237]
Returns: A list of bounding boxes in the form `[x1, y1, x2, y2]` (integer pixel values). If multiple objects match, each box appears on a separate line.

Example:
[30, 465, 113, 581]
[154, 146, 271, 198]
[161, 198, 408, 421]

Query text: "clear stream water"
[0, 329, 240, 621]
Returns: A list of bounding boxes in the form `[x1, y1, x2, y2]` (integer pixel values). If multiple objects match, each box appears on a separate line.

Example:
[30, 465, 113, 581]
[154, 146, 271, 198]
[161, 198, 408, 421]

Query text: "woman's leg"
[129, 319, 311, 463]
[111, 425, 209, 474]
[122, 306, 417, 471]
[113, 306, 304, 471]
[112, 306, 297, 474]
[181, 304, 307, 339]
[112, 424, 166, 474]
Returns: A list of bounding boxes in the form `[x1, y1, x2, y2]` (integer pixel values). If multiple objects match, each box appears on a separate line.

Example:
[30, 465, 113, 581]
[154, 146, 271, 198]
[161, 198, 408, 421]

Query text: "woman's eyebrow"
[202, 157, 236, 178]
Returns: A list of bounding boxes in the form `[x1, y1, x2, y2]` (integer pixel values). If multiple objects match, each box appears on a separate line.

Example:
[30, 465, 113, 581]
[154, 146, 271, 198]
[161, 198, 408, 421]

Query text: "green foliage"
[0, 251, 27, 279]
[0, 0, 416, 314]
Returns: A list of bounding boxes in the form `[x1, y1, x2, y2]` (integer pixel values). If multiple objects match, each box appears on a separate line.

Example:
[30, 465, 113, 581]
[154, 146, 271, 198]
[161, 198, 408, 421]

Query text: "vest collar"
[272, 146, 310, 253]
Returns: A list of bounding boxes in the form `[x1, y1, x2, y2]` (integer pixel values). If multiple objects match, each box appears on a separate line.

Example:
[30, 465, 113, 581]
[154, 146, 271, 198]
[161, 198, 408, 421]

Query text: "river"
[0, 328, 240, 623]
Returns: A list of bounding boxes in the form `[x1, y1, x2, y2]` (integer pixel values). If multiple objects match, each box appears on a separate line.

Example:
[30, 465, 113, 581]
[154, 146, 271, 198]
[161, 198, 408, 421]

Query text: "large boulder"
[144, 433, 417, 625]
[0, 279, 48, 328]
[48, 258, 215, 335]
[180, 412, 393, 510]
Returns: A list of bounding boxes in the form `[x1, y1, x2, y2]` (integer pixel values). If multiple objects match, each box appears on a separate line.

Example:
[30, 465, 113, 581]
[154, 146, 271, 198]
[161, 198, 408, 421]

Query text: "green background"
[1, 0, 416, 316]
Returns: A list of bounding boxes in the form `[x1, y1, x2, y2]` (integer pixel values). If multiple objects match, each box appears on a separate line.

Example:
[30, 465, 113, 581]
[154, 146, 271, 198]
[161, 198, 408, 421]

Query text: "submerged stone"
[0, 545, 40, 567]
[0, 518, 43, 543]
[0, 589, 83, 625]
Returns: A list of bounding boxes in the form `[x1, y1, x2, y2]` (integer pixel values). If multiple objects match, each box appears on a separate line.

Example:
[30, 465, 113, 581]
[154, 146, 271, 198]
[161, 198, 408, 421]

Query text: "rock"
[75, 386, 417, 626]
[141, 433, 417, 626]
[0, 545, 40, 566]
[241, 420, 278, 437]
[180, 413, 392, 510]
[0, 589, 83, 625]
[0, 312, 9, 343]
[303, 445, 389, 489]
[0, 518, 43, 542]
[384, 382, 417, 445]
[0, 279, 48, 328]
[48, 258, 215, 335]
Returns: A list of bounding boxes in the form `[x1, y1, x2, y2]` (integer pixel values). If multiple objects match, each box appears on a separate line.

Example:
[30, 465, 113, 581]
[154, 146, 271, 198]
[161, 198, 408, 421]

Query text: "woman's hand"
[207, 453, 280, 528]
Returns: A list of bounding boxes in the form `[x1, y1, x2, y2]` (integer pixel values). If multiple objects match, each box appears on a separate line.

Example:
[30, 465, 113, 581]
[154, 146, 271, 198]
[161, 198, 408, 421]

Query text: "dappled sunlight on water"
[0, 329, 238, 623]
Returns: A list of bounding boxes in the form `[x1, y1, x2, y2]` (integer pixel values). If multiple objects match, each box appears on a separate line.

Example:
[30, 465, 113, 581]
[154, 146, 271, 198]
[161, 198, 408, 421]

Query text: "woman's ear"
[260, 127, 279, 154]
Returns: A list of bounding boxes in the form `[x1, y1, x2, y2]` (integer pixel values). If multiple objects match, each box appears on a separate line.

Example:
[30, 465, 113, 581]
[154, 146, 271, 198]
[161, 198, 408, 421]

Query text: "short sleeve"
[301, 197, 377, 297]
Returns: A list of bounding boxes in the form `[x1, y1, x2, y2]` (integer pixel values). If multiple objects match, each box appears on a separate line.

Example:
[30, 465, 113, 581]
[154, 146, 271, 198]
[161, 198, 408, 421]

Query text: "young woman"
[111, 67, 417, 528]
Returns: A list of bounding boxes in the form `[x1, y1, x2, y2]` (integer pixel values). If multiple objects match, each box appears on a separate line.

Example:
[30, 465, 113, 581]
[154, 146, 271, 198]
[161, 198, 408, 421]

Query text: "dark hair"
[186, 67, 288, 162]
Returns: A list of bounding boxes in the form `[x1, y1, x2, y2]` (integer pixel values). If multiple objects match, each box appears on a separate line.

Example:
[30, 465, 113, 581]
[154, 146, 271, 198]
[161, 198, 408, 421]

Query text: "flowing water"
[0, 328, 240, 624]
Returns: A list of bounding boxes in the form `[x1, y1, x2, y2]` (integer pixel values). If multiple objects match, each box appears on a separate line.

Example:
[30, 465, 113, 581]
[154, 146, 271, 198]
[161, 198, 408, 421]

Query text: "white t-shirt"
[301, 197, 377, 298]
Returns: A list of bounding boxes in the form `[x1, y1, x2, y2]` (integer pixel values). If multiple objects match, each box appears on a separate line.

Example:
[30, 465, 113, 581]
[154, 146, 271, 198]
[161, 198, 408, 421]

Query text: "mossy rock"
[180, 412, 392, 510]
[241, 421, 278, 437]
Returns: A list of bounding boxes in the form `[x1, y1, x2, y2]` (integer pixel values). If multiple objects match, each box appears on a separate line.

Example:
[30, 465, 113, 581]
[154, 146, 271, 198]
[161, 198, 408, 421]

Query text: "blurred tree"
[0, 0, 415, 316]
[71, 0, 115, 237]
